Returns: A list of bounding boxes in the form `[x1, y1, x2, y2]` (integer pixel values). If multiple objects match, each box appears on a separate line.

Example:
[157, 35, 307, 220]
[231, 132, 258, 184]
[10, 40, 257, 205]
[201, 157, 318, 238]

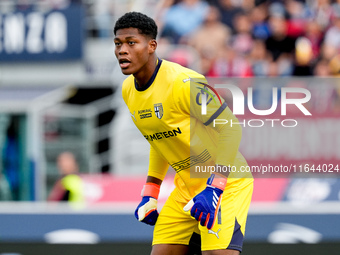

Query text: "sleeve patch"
[203, 102, 228, 126]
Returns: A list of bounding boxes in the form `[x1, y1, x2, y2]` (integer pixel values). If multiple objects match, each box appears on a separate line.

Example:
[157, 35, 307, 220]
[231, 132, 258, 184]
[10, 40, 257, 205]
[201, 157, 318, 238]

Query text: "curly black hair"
[114, 12, 158, 39]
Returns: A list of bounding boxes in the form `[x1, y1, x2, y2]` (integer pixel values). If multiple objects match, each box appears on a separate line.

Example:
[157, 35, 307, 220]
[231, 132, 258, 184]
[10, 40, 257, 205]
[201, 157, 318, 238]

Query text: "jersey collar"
[134, 58, 162, 91]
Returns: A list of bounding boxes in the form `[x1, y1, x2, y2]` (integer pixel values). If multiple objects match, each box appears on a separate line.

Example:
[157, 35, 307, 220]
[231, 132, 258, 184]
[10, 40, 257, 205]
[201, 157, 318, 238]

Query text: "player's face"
[114, 28, 156, 75]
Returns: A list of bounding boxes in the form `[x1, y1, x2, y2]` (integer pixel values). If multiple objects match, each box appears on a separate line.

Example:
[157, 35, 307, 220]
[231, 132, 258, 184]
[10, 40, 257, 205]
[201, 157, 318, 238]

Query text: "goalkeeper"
[114, 12, 253, 255]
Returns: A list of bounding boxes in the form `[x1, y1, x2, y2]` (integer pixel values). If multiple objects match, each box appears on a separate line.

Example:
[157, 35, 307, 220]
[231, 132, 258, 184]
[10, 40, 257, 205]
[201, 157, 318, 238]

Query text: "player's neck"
[134, 55, 158, 88]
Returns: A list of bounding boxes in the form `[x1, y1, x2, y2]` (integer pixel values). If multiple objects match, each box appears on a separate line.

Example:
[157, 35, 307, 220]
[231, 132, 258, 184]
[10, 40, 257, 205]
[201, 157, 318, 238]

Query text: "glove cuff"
[141, 183, 160, 199]
[207, 174, 227, 191]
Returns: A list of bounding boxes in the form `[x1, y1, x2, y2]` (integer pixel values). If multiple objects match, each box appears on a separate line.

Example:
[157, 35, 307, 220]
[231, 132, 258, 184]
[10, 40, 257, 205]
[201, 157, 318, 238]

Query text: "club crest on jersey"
[154, 103, 164, 119]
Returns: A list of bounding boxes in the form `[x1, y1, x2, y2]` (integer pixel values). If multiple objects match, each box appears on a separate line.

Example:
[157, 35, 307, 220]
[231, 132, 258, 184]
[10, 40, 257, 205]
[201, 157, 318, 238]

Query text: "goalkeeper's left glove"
[183, 174, 227, 229]
[134, 182, 160, 226]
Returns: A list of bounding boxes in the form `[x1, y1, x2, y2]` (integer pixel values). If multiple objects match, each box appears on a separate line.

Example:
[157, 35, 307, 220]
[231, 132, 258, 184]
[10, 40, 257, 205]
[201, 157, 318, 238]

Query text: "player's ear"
[148, 39, 157, 54]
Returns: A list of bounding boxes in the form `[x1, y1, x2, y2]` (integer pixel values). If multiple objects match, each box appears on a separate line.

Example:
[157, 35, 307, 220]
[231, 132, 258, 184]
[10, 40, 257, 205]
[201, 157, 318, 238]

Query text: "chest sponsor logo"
[154, 103, 164, 119]
[144, 127, 182, 142]
[138, 108, 152, 119]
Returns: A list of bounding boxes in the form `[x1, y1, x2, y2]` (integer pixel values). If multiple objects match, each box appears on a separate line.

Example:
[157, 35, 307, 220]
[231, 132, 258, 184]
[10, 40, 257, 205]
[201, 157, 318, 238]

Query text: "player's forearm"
[215, 121, 242, 166]
[146, 175, 163, 186]
[214, 108, 242, 167]
[148, 146, 169, 181]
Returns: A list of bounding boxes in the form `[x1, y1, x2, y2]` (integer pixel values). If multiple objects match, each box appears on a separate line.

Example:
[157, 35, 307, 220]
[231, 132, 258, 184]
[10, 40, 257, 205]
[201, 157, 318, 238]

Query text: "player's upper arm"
[172, 73, 227, 124]
[172, 73, 242, 166]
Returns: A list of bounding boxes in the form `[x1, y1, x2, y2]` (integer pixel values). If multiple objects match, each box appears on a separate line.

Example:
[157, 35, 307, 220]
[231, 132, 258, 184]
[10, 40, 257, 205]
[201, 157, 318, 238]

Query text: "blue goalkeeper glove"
[134, 183, 160, 226]
[184, 174, 227, 229]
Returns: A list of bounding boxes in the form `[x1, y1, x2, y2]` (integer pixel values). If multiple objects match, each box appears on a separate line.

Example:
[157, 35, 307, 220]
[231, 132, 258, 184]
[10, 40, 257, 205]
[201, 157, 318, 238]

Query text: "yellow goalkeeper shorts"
[152, 181, 253, 252]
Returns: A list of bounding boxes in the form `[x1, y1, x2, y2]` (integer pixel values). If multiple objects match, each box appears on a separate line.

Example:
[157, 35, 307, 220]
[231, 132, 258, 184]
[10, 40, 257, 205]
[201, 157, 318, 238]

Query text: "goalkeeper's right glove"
[134, 182, 160, 226]
[184, 174, 226, 229]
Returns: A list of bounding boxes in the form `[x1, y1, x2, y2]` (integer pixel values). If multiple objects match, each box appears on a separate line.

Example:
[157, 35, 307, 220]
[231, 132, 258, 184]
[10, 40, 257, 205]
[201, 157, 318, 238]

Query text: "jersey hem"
[152, 241, 190, 246]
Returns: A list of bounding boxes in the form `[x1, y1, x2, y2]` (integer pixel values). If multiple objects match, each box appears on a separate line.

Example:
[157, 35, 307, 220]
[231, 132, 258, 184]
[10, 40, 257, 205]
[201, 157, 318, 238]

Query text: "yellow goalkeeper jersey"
[122, 59, 253, 202]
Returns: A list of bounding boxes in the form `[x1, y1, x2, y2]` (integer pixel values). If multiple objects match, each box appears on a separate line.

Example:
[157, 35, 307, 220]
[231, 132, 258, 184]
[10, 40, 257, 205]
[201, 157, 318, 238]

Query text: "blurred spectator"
[2, 119, 20, 200]
[267, 60, 280, 77]
[313, 58, 331, 76]
[265, 15, 296, 61]
[188, 6, 230, 56]
[268, 1, 286, 18]
[161, 0, 209, 43]
[285, 0, 307, 38]
[249, 39, 272, 76]
[309, 0, 333, 30]
[293, 37, 314, 76]
[320, 6, 340, 63]
[241, 0, 256, 12]
[329, 54, 340, 75]
[207, 45, 253, 77]
[6, 0, 340, 78]
[231, 12, 254, 55]
[323, 11, 340, 54]
[166, 47, 192, 67]
[188, 5, 231, 74]
[277, 56, 294, 76]
[328, 54, 340, 111]
[154, 0, 176, 37]
[304, 20, 324, 61]
[250, 4, 271, 40]
[216, 0, 243, 32]
[332, 0, 340, 18]
[320, 41, 339, 61]
[48, 152, 84, 206]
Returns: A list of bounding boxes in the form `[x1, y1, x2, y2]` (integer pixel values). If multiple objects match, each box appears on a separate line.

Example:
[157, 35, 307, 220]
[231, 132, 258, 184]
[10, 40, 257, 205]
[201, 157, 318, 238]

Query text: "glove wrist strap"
[207, 174, 227, 191]
[141, 183, 160, 199]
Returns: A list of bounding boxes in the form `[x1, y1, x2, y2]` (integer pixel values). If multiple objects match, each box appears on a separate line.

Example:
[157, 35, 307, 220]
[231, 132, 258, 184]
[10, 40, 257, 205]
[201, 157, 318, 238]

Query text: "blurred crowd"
[2, 0, 82, 10]
[3, 0, 340, 77]
[154, 0, 340, 77]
